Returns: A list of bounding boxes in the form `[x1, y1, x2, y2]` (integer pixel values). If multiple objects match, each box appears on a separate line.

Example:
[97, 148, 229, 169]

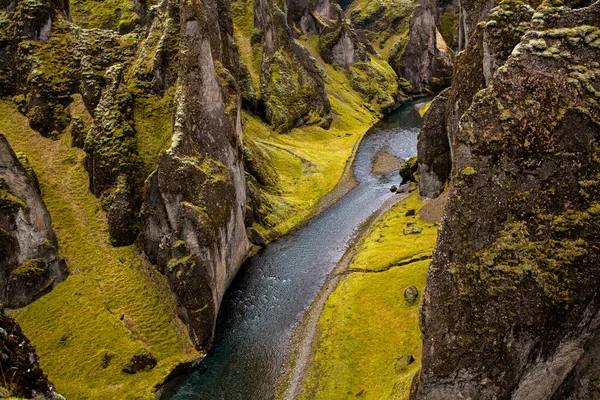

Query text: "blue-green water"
[166, 100, 425, 399]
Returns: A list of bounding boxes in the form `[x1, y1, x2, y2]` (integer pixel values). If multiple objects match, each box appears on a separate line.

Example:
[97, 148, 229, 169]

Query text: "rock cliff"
[140, 0, 250, 350]
[418, 0, 535, 197]
[395, 0, 453, 93]
[254, 0, 331, 131]
[415, 2, 600, 398]
[0, 133, 67, 308]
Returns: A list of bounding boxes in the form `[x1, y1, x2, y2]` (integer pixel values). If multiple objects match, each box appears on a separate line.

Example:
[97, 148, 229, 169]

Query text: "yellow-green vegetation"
[231, 0, 261, 92]
[298, 193, 439, 399]
[418, 100, 432, 117]
[70, 0, 142, 32]
[237, 25, 401, 236]
[346, 0, 416, 58]
[0, 100, 198, 399]
[134, 87, 176, 176]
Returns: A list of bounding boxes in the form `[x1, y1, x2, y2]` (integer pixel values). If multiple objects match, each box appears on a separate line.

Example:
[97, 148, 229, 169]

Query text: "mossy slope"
[1, 100, 198, 399]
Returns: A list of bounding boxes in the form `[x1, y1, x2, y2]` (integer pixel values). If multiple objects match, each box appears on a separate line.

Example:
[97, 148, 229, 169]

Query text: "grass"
[0, 100, 198, 399]
[134, 87, 176, 177]
[297, 193, 439, 399]
[242, 32, 393, 236]
[70, 0, 141, 32]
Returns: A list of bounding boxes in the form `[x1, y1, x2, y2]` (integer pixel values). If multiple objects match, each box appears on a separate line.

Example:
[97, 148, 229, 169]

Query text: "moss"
[461, 166, 476, 176]
[297, 193, 438, 399]
[12, 259, 47, 277]
[451, 219, 590, 305]
[439, 7, 459, 49]
[0, 181, 27, 210]
[134, 87, 176, 177]
[0, 100, 198, 399]
[419, 101, 432, 117]
[70, 0, 141, 32]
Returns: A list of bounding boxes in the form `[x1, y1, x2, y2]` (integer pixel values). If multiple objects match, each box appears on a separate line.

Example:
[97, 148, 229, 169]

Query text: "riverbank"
[280, 191, 444, 400]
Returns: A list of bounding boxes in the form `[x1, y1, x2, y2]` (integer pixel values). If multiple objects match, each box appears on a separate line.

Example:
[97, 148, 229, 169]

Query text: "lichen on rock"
[415, 2, 600, 398]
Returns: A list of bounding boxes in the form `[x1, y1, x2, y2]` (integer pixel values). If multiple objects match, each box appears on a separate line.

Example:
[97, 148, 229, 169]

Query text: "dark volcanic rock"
[394, 0, 453, 93]
[0, 133, 67, 308]
[417, 90, 450, 198]
[140, 0, 250, 350]
[404, 286, 419, 305]
[414, 3, 600, 399]
[122, 349, 157, 374]
[285, 0, 340, 35]
[0, 305, 59, 398]
[418, 0, 535, 199]
[399, 156, 418, 184]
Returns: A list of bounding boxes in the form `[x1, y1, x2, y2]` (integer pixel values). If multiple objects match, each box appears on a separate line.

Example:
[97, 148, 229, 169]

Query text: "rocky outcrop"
[0, 305, 61, 399]
[414, 2, 600, 398]
[319, 20, 369, 68]
[394, 0, 453, 93]
[254, 0, 331, 131]
[417, 0, 534, 198]
[417, 89, 450, 198]
[84, 65, 142, 246]
[0, 133, 67, 308]
[140, 0, 250, 350]
[285, 0, 340, 35]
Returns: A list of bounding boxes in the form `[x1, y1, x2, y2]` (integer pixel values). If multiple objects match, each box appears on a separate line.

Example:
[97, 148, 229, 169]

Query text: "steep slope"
[140, 0, 251, 350]
[0, 133, 67, 308]
[415, 2, 600, 398]
[418, 0, 535, 197]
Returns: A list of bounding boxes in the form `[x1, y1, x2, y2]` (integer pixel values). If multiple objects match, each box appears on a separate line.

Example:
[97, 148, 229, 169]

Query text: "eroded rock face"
[396, 0, 453, 93]
[285, 0, 340, 35]
[415, 3, 600, 399]
[254, 0, 331, 131]
[418, 0, 534, 198]
[417, 89, 450, 198]
[0, 133, 67, 308]
[141, 0, 250, 350]
[0, 305, 59, 398]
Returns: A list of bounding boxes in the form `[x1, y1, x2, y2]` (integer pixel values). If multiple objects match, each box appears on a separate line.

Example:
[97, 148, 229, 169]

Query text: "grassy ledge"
[0, 100, 198, 399]
[292, 192, 441, 400]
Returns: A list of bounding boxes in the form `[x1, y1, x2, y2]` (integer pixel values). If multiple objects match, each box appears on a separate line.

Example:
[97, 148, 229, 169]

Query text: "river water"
[167, 100, 425, 399]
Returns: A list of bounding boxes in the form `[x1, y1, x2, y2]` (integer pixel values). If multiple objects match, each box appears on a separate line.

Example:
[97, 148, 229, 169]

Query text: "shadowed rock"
[0, 133, 67, 308]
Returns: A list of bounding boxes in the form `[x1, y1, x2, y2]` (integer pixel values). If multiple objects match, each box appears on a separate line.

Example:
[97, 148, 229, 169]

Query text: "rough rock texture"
[417, 89, 450, 198]
[395, 0, 453, 93]
[415, 3, 600, 399]
[418, 0, 534, 198]
[254, 0, 331, 131]
[285, 0, 340, 35]
[140, 0, 250, 350]
[84, 65, 141, 246]
[456, 0, 495, 50]
[0, 305, 60, 398]
[0, 133, 67, 308]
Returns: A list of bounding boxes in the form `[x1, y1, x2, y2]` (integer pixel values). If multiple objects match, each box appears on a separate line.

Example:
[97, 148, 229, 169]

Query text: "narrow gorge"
[0, 0, 598, 398]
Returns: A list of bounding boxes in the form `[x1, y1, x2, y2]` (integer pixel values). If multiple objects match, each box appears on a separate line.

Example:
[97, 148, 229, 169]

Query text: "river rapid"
[166, 100, 425, 399]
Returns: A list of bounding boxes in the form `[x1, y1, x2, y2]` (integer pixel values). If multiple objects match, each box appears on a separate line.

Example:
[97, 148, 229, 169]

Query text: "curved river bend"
[167, 100, 425, 399]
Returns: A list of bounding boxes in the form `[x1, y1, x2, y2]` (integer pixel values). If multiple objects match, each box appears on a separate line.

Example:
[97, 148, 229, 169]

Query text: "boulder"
[404, 286, 419, 305]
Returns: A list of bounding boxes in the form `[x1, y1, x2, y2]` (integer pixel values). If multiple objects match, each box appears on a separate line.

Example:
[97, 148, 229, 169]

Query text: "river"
[165, 99, 425, 399]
